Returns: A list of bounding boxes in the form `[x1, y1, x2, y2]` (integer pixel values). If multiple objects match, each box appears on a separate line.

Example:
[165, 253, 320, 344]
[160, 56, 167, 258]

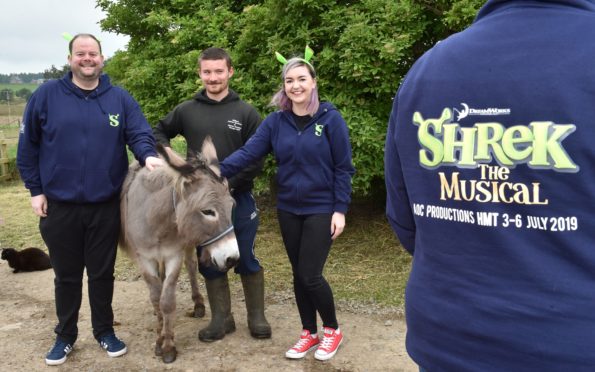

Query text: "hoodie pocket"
[43, 166, 79, 200]
[303, 165, 333, 194]
[84, 169, 118, 201]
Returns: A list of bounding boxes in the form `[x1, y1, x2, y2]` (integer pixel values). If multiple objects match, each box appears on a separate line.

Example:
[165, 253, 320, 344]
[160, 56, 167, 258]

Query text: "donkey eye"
[201, 209, 216, 217]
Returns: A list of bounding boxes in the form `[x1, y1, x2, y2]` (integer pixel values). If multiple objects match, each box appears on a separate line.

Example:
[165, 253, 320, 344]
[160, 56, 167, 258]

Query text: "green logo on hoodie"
[315, 123, 324, 137]
[109, 114, 120, 127]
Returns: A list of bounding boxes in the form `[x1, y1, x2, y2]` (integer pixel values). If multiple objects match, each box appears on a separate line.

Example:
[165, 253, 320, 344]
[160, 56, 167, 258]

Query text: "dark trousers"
[39, 197, 120, 344]
[277, 209, 338, 334]
[199, 191, 261, 279]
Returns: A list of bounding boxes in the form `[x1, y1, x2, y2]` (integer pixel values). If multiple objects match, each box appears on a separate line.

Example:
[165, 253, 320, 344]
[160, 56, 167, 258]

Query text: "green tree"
[16, 87, 33, 101]
[43, 64, 70, 80]
[98, 0, 484, 197]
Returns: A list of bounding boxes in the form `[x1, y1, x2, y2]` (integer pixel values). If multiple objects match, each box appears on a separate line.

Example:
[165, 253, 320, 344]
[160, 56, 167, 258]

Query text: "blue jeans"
[199, 191, 261, 279]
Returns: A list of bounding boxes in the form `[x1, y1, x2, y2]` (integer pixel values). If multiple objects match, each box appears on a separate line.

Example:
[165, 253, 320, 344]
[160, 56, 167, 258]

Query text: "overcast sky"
[0, 0, 129, 74]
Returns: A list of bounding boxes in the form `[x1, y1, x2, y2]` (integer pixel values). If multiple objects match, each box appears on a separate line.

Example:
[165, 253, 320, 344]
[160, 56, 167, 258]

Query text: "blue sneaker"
[45, 339, 73, 365]
[98, 333, 127, 357]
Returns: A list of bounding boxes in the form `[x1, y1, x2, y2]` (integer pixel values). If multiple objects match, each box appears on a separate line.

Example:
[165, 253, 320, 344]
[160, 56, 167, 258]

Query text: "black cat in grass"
[1, 248, 52, 273]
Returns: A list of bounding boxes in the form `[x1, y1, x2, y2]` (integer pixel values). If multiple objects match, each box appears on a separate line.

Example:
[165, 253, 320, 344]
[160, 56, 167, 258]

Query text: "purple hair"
[270, 58, 320, 116]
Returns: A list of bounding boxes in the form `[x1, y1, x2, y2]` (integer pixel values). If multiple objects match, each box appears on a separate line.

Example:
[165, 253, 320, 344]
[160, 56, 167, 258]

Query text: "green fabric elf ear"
[62, 32, 74, 42]
[304, 45, 314, 63]
[275, 52, 288, 65]
[275, 46, 315, 69]
[62, 32, 73, 55]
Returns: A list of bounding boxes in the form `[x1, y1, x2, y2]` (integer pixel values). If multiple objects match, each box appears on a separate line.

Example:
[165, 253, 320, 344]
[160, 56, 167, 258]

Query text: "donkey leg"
[184, 247, 205, 318]
[159, 254, 183, 363]
[138, 258, 165, 357]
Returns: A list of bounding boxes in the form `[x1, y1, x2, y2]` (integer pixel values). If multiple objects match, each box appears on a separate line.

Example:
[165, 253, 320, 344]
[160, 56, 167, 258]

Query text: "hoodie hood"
[193, 88, 240, 105]
[280, 101, 339, 127]
[58, 72, 113, 114]
[476, 0, 595, 21]
[59, 72, 112, 97]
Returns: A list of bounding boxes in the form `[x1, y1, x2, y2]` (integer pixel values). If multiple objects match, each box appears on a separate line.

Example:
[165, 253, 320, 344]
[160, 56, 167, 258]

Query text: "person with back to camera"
[153, 47, 272, 342]
[384, 1, 595, 371]
[220, 46, 355, 361]
[17, 33, 162, 366]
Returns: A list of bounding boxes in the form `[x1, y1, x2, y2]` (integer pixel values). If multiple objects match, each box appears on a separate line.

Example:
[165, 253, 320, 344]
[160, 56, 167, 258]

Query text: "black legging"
[277, 209, 338, 334]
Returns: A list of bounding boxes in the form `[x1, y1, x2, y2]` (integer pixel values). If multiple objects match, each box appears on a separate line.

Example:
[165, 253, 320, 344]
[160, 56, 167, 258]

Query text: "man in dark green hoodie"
[153, 47, 271, 341]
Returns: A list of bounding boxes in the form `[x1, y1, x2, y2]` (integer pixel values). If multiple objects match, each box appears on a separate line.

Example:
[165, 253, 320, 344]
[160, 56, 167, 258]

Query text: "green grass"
[0, 181, 45, 249]
[0, 101, 25, 127]
[0, 180, 410, 309]
[0, 83, 39, 93]
[1, 102, 411, 309]
[0, 101, 26, 116]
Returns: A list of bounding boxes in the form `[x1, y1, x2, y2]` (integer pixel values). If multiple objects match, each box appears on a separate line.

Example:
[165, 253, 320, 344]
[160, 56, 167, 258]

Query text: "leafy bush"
[98, 0, 484, 197]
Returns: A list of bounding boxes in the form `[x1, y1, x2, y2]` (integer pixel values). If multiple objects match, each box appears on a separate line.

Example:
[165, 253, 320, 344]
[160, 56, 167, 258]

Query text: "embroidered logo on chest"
[314, 123, 324, 137]
[227, 119, 243, 131]
[108, 114, 120, 127]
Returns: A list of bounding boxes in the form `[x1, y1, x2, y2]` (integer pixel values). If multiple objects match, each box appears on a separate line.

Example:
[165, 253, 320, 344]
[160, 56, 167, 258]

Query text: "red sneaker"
[314, 327, 343, 360]
[285, 330, 319, 359]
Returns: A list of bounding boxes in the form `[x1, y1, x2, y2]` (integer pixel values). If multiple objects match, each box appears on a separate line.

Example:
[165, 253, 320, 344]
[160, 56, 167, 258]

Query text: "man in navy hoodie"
[385, 1, 595, 371]
[17, 33, 161, 366]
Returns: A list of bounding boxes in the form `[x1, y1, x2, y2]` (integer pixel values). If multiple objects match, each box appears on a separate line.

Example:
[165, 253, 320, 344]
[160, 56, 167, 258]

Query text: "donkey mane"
[157, 144, 225, 183]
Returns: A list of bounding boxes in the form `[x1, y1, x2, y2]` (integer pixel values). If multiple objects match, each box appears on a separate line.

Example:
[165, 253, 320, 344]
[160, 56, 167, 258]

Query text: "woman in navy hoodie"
[220, 48, 355, 361]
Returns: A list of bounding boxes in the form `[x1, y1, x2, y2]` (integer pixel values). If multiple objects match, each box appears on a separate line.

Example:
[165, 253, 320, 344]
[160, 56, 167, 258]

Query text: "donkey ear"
[201, 136, 222, 176]
[157, 144, 196, 178]
[157, 144, 187, 168]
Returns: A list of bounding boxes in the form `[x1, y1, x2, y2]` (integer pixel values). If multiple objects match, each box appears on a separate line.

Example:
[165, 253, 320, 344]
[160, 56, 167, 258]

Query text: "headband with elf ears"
[62, 32, 74, 54]
[275, 46, 315, 70]
[62, 32, 102, 55]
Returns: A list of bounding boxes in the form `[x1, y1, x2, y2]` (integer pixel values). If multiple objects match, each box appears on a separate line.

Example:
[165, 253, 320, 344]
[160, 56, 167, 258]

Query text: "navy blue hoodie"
[17, 72, 156, 203]
[385, 1, 595, 370]
[221, 102, 355, 214]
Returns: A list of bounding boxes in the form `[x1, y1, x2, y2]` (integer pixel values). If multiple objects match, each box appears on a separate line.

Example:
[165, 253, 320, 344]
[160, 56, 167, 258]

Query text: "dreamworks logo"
[453, 103, 511, 121]
[227, 119, 243, 131]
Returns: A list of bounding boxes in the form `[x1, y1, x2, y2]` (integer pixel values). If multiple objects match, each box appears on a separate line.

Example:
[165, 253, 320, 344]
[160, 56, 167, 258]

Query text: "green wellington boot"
[241, 270, 272, 338]
[198, 275, 236, 342]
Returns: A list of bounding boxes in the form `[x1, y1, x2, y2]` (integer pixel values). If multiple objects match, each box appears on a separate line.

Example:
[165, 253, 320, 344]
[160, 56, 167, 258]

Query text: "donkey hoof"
[188, 304, 206, 318]
[162, 347, 177, 363]
[154, 343, 162, 357]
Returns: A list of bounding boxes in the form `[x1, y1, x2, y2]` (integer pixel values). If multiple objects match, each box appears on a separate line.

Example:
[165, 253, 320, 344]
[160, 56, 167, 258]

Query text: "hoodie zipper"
[79, 94, 90, 202]
[286, 111, 322, 206]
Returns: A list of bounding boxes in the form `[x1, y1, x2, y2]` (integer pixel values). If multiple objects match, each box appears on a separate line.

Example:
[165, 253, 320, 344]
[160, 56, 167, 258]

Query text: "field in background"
[0, 83, 39, 92]
[0, 101, 25, 126]
[0, 98, 411, 309]
[0, 180, 410, 308]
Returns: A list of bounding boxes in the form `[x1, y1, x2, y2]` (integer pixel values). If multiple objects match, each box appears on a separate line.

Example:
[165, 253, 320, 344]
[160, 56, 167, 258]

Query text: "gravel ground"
[0, 259, 417, 371]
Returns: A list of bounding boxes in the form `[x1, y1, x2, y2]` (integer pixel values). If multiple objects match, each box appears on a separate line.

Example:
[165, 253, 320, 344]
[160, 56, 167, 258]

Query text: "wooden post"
[0, 131, 17, 181]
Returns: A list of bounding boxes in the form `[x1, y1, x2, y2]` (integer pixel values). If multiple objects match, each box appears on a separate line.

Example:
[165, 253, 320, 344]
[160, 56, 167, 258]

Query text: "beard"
[205, 81, 228, 95]
[72, 64, 102, 82]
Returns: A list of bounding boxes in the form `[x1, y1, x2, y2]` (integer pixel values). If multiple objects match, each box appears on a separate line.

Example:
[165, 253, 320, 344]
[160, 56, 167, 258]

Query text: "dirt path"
[0, 260, 416, 372]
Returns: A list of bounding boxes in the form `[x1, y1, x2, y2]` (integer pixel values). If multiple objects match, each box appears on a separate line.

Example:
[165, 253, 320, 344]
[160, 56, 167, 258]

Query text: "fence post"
[0, 131, 17, 181]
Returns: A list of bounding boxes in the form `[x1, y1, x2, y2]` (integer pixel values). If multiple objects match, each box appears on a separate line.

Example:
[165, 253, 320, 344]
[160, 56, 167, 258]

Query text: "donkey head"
[158, 137, 239, 271]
